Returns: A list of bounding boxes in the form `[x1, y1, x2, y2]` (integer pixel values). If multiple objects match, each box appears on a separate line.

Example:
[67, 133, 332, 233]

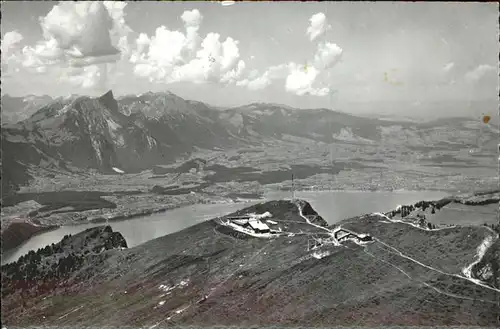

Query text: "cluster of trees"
[4, 242, 65, 271]
[398, 205, 414, 218]
[389, 201, 442, 219]
[61, 234, 73, 244]
[2, 226, 127, 298]
[35, 243, 65, 257]
[56, 253, 85, 274]
[415, 201, 432, 211]
[433, 198, 453, 210]
[2, 251, 87, 297]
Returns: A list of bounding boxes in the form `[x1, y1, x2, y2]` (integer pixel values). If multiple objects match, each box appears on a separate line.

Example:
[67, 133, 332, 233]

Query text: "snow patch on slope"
[106, 118, 121, 131]
[462, 235, 496, 280]
[115, 135, 125, 147]
[90, 138, 102, 164]
[146, 135, 157, 148]
[56, 104, 73, 117]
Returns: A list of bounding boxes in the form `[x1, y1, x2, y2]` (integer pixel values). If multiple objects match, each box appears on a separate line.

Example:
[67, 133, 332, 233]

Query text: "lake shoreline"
[0, 189, 457, 265]
[0, 222, 60, 255]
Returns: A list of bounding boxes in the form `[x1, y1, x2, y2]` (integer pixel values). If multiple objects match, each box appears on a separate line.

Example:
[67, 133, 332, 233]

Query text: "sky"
[1, 1, 498, 115]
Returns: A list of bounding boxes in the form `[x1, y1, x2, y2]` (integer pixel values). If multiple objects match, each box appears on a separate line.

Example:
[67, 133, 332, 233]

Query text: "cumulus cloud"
[103, 1, 133, 55]
[236, 12, 341, 96]
[181, 9, 202, 53]
[465, 64, 496, 83]
[130, 9, 246, 86]
[280, 39, 342, 96]
[1, 31, 24, 54]
[238, 40, 342, 96]
[313, 42, 343, 70]
[61, 64, 109, 90]
[236, 64, 288, 90]
[307, 12, 331, 42]
[1, 31, 24, 74]
[21, 1, 131, 89]
[285, 63, 330, 96]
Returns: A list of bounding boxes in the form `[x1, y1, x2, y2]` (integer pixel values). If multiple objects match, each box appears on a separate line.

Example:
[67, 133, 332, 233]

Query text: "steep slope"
[118, 91, 246, 152]
[0, 93, 190, 193]
[2, 91, 252, 194]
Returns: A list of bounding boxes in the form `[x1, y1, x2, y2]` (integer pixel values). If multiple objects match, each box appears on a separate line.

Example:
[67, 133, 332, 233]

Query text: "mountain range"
[1, 90, 497, 196]
[1, 94, 54, 126]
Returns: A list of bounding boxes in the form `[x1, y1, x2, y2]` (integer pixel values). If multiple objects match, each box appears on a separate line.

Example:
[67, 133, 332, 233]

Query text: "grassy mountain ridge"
[1, 197, 498, 327]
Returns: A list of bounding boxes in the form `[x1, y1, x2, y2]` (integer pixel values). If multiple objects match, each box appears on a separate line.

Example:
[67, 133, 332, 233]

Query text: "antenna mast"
[292, 173, 295, 201]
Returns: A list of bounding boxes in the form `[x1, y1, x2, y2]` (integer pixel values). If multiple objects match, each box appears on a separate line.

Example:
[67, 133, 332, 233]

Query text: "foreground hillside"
[2, 196, 498, 327]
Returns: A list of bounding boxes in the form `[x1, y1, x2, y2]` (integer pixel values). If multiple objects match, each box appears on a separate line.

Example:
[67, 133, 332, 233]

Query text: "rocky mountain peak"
[97, 90, 119, 113]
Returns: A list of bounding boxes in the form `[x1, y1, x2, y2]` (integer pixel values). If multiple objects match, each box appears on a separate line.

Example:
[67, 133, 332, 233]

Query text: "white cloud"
[1, 31, 24, 54]
[236, 72, 267, 90]
[313, 42, 343, 70]
[307, 12, 331, 42]
[285, 63, 329, 96]
[130, 9, 246, 86]
[20, 1, 131, 89]
[238, 39, 342, 96]
[103, 1, 132, 57]
[221, 59, 246, 84]
[442, 62, 455, 73]
[236, 64, 288, 90]
[39, 2, 117, 58]
[181, 9, 202, 53]
[67, 54, 121, 68]
[465, 64, 496, 83]
[1, 31, 24, 74]
[61, 64, 109, 90]
[236, 12, 341, 96]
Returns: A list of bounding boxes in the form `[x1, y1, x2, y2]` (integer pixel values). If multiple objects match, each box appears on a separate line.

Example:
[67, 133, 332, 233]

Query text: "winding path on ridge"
[298, 203, 499, 295]
[371, 212, 500, 293]
[150, 201, 499, 327]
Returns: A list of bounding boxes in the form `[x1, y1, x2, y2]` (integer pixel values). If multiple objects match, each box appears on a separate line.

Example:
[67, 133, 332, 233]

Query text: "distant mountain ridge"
[1, 94, 54, 125]
[1, 90, 496, 195]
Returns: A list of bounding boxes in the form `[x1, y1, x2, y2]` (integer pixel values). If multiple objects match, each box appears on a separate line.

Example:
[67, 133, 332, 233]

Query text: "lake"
[1, 190, 449, 265]
[265, 189, 450, 224]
